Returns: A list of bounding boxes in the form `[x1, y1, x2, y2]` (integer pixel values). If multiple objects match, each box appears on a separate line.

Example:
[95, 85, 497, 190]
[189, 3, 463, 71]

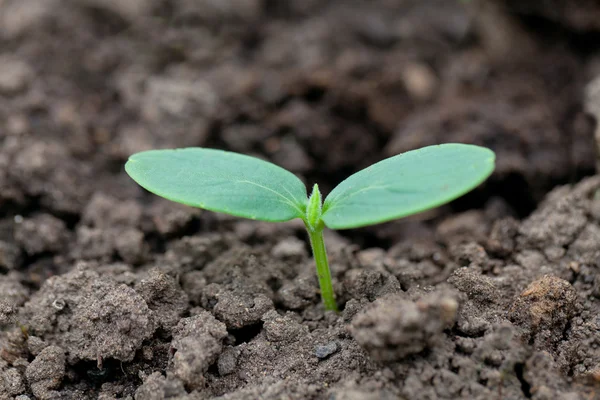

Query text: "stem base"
[307, 226, 338, 312]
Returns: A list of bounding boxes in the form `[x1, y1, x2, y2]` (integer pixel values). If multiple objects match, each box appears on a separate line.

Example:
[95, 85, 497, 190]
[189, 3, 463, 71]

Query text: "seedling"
[125, 144, 495, 311]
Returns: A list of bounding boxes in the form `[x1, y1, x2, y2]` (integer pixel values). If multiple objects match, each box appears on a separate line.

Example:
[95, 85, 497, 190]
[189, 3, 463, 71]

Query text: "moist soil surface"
[1, 1, 600, 399]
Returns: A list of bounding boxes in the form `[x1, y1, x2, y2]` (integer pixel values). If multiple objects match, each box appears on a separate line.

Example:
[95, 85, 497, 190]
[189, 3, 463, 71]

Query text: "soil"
[1, 0, 600, 399]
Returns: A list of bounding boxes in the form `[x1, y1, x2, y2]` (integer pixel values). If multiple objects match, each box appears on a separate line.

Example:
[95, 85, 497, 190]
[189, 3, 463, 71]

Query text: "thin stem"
[306, 224, 338, 312]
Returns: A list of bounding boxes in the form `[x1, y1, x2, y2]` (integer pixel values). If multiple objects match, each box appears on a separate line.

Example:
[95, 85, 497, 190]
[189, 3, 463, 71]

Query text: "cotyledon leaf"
[321, 144, 495, 229]
[125, 148, 308, 222]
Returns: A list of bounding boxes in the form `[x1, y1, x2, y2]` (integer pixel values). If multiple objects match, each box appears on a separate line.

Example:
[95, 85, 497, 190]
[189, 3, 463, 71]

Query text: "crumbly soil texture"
[1, 1, 600, 399]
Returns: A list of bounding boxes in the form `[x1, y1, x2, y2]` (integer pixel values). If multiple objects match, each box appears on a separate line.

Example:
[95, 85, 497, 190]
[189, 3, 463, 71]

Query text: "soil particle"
[448, 267, 509, 337]
[6, 138, 92, 215]
[436, 210, 489, 246]
[25, 345, 65, 400]
[170, 311, 228, 390]
[218, 347, 242, 377]
[510, 176, 600, 287]
[180, 271, 207, 307]
[136, 269, 189, 333]
[270, 237, 307, 261]
[114, 227, 147, 265]
[198, 249, 287, 329]
[524, 350, 574, 400]
[26, 336, 46, 357]
[568, 223, 600, 265]
[166, 234, 230, 272]
[587, 73, 600, 167]
[20, 265, 154, 364]
[262, 310, 308, 344]
[387, 258, 445, 291]
[314, 341, 340, 359]
[200, 246, 270, 286]
[518, 186, 589, 251]
[72, 226, 114, 261]
[450, 242, 490, 269]
[81, 193, 143, 230]
[0, 303, 14, 326]
[343, 268, 402, 302]
[98, 382, 128, 400]
[277, 271, 320, 311]
[0, 0, 54, 39]
[486, 217, 519, 257]
[73, 225, 148, 265]
[0, 273, 28, 311]
[0, 328, 27, 366]
[1, 367, 25, 397]
[203, 284, 274, 330]
[472, 324, 520, 366]
[448, 267, 499, 305]
[557, 313, 600, 377]
[0, 240, 22, 271]
[341, 298, 369, 323]
[328, 386, 399, 400]
[355, 248, 392, 273]
[509, 275, 580, 348]
[0, 55, 33, 95]
[134, 372, 187, 400]
[139, 75, 216, 149]
[350, 291, 458, 361]
[145, 199, 201, 238]
[14, 214, 69, 256]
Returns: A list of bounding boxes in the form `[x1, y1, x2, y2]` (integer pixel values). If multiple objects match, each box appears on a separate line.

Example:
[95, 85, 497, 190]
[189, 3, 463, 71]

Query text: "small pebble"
[218, 347, 241, 376]
[52, 299, 66, 310]
[314, 341, 339, 359]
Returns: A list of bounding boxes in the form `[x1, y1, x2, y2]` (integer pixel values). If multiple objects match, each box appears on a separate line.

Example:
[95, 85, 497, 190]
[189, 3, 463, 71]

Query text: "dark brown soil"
[1, 1, 600, 399]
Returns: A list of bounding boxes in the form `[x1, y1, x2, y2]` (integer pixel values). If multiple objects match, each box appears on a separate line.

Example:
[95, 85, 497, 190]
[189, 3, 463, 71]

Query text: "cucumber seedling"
[125, 143, 495, 311]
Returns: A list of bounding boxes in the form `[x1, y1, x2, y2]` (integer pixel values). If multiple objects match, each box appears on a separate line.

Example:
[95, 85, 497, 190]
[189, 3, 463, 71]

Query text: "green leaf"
[125, 148, 307, 222]
[322, 144, 495, 229]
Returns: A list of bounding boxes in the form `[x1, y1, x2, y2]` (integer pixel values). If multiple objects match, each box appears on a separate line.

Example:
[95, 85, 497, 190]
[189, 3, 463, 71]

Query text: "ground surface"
[1, 0, 600, 399]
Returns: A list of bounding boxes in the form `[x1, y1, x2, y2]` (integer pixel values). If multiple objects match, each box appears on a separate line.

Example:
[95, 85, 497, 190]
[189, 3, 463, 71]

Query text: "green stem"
[306, 224, 338, 312]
